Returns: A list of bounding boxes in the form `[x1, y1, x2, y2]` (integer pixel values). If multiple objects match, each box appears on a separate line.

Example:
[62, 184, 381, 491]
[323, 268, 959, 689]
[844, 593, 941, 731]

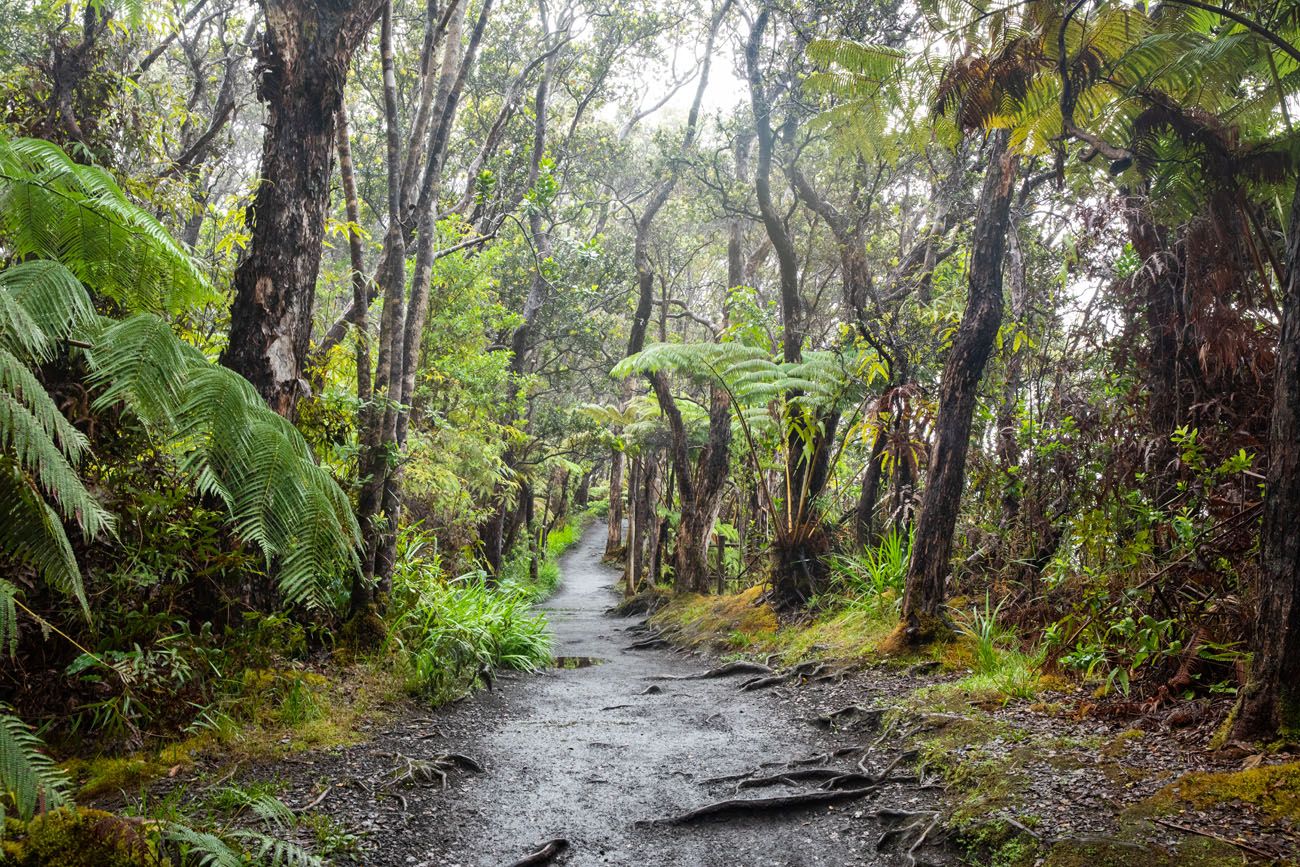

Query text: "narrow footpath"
[278, 525, 944, 866]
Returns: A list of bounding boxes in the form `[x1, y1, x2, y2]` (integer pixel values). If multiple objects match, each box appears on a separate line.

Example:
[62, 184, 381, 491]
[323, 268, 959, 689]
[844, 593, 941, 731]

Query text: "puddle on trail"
[550, 656, 607, 669]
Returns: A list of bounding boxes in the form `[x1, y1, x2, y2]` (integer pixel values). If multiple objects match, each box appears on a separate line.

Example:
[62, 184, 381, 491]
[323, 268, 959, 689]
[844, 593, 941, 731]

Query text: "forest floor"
[155, 525, 1300, 867]
[234, 525, 954, 866]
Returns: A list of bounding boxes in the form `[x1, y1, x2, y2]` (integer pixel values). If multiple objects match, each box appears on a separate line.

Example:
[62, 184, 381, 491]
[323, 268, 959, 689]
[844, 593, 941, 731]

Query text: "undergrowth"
[383, 526, 552, 703]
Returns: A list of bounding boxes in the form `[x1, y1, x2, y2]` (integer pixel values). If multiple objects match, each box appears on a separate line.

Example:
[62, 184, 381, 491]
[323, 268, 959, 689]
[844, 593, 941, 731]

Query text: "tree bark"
[1126, 196, 1183, 509]
[605, 447, 625, 556]
[221, 0, 381, 418]
[745, 9, 801, 366]
[855, 427, 887, 546]
[1233, 174, 1300, 740]
[337, 103, 377, 615]
[901, 131, 1018, 640]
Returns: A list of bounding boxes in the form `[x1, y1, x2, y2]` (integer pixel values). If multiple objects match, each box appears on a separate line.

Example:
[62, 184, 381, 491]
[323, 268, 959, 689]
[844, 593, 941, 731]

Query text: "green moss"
[61, 756, 170, 800]
[1, 808, 169, 867]
[651, 585, 778, 648]
[1101, 728, 1146, 759]
[1040, 835, 1239, 867]
[955, 818, 1044, 867]
[339, 604, 387, 652]
[1146, 761, 1300, 824]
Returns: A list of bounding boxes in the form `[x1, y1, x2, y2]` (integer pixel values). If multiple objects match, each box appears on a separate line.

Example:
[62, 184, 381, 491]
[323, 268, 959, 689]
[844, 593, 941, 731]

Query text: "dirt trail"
[282, 526, 940, 866]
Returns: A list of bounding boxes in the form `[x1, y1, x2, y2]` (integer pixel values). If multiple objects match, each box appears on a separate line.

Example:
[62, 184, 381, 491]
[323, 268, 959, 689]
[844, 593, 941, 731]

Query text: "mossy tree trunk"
[1234, 174, 1300, 741]
[901, 130, 1018, 641]
[222, 0, 382, 418]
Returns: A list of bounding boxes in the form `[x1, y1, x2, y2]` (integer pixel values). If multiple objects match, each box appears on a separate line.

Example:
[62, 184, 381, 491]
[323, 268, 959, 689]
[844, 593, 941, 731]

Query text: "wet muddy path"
[275, 526, 942, 866]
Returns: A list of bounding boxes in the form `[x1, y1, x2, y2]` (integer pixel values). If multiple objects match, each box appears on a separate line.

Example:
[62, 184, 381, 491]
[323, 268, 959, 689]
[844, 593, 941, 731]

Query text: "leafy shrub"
[384, 528, 551, 703]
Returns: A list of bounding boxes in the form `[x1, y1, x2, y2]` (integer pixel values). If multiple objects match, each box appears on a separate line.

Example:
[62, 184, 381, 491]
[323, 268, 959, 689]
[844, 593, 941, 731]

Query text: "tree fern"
[0, 706, 72, 824]
[87, 316, 362, 610]
[0, 464, 89, 615]
[0, 136, 213, 314]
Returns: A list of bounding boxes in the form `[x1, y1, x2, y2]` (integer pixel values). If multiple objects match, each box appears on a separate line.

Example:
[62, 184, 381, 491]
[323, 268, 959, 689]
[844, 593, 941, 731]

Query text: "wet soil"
[269, 526, 945, 866]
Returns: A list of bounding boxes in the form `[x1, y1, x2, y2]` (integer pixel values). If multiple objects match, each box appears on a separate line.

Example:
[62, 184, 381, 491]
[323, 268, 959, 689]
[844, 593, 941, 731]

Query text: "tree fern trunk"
[1234, 174, 1300, 740]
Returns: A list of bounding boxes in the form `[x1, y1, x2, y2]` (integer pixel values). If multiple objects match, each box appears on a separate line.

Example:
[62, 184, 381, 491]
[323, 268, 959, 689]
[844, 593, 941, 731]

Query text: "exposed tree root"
[875, 809, 941, 866]
[625, 637, 670, 650]
[506, 838, 569, 866]
[382, 752, 482, 789]
[640, 684, 663, 695]
[739, 673, 790, 691]
[639, 786, 880, 826]
[649, 661, 773, 681]
[294, 784, 332, 813]
[788, 746, 863, 766]
[813, 705, 886, 730]
[736, 768, 848, 789]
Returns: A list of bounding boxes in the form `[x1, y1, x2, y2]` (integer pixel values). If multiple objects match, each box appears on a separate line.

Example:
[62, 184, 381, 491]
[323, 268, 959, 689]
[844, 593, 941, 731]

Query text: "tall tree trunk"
[745, 9, 801, 368]
[221, 0, 381, 417]
[624, 455, 641, 594]
[1233, 174, 1300, 740]
[355, 0, 408, 599]
[855, 428, 887, 546]
[901, 131, 1018, 640]
[337, 104, 377, 616]
[1126, 196, 1183, 510]
[996, 205, 1029, 541]
[605, 447, 625, 556]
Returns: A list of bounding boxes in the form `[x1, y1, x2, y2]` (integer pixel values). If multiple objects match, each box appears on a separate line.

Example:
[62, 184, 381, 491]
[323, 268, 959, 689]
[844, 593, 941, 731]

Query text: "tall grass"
[828, 527, 911, 614]
[385, 528, 551, 702]
[950, 592, 1044, 702]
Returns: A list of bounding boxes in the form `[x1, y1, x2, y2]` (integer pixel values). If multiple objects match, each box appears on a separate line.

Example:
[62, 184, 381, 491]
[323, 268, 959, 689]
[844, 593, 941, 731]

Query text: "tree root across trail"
[640, 744, 925, 827]
[506, 838, 569, 866]
[249, 527, 948, 864]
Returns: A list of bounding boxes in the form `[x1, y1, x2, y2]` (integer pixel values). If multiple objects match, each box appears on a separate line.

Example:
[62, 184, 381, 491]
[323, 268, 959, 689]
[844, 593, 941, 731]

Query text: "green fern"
[87, 316, 362, 610]
[0, 707, 72, 824]
[164, 822, 325, 867]
[0, 136, 213, 314]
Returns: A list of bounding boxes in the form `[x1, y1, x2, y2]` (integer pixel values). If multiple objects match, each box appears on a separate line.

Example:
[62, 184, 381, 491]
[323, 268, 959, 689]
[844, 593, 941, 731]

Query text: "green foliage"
[384, 528, 551, 703]
[829, 527, 911, 615]
[89, 322, 362, 609]
[0, 136, 212, 314]
[0, 132, 359, 618]
[0, 708, 72, 824]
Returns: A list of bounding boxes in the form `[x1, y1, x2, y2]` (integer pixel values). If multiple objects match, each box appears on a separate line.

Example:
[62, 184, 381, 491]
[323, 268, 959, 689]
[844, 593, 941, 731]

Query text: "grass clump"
[827, 528, 909, 616]
[928, 593, 1048, 705]
[385, 528, 551, 703]
[651, 585, 778, 648]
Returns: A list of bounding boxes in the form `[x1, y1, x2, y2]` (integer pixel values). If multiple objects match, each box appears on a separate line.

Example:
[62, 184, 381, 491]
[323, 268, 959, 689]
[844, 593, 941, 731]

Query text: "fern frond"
[0, 579, 16, 658]
[0, 706, 72, 823]
[163, 823, 247, 867]
[0, 136, 213, 314]
[0, 346, 90, 463]
[0, 261, 94, 360]
[228, 829, 324, 867]
[0, 462, 89, 615]
[0, 390, 112, 538]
